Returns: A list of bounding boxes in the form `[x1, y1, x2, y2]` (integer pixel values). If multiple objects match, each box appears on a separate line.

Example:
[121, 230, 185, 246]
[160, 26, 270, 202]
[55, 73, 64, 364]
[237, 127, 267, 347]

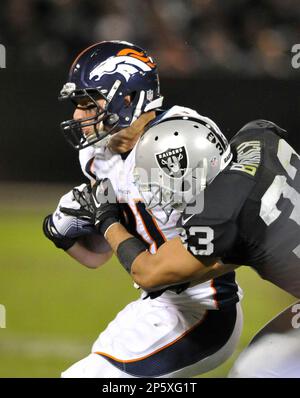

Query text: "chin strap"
[131, 91, 145, 124]
[144, 96, 164, 112]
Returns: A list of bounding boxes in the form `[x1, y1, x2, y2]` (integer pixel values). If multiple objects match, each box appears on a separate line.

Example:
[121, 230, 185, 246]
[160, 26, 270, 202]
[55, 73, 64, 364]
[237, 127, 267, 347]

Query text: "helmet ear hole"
[181, 180, 191, 192]
[129, 92, 137, 104]
[123, 95, 132, 107]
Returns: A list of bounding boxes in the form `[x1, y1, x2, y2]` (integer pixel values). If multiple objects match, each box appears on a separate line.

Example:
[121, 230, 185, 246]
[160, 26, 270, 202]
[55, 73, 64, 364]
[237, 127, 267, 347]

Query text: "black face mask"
[59, 89, 120, 150]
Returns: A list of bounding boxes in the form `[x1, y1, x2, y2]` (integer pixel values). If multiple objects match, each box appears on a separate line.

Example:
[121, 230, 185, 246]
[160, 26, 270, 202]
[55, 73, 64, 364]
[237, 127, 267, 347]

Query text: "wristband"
[116, 237, 147, 274]
[43, 215, 76, 251]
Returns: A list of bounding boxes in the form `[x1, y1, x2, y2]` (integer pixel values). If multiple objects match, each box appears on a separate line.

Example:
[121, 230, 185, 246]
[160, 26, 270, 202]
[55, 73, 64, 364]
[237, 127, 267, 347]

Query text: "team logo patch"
[155, 146, 188, 178]
[146, 89, 154, 101]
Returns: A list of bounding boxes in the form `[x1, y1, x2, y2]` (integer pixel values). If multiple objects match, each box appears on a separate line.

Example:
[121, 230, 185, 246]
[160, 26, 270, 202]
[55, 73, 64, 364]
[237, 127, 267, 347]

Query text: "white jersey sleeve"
[159, 106, 218, 129]
[79, 145, 99, 182]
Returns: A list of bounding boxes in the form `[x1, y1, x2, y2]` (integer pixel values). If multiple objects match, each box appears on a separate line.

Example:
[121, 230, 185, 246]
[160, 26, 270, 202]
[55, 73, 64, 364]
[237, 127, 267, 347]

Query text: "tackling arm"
[105, 223, 239, 290]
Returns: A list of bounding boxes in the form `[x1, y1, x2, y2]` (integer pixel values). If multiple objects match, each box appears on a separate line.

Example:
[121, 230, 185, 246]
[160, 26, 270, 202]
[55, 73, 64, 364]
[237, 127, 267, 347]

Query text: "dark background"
[0, 0, 300, 182]
[1, 69, 299, 182]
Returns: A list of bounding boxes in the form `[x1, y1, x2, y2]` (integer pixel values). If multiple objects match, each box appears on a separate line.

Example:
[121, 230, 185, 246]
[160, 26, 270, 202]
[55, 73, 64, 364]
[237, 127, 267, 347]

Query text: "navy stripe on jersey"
[120, 201, 188, 299]
[135, 202, 166, 248]
[96, 304, 237, 377]
[212, 272, 240, 309]
[84, 157, 97, 180]
[120, 202, 166, 249]
[119, 203, 150, 249]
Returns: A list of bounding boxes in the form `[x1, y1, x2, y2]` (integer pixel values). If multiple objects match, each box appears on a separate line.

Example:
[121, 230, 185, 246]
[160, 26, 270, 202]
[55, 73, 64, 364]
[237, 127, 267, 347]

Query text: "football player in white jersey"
[43, 41, 243, 378]
[77, 116, 300, 378]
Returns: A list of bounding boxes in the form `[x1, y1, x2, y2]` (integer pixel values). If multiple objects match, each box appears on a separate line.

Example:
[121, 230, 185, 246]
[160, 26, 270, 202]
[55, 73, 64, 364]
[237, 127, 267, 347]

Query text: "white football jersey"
[79, 106, 242, 309]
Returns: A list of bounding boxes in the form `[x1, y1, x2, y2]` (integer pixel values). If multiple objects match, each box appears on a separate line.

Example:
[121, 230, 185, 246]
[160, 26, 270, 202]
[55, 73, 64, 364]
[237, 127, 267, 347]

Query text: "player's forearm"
[130, 251, 174, 290]
[104, 224, 234, 290]
[67, 240, 113, 269]
[128, 238, 236, 289]
[105, 223, 159, 288]
[105, 224, 171, 288]
[104, 223, 133, 252]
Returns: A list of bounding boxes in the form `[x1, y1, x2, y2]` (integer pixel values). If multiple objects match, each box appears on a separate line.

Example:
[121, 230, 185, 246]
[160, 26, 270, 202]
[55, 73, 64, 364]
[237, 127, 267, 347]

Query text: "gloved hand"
[43, 183, 95, 250]
[60, 179, 121, 236]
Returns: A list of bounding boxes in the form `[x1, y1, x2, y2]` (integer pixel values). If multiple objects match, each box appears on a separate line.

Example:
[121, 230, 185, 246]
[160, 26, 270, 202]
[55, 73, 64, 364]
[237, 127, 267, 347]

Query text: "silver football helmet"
[134, 115, 232, 223]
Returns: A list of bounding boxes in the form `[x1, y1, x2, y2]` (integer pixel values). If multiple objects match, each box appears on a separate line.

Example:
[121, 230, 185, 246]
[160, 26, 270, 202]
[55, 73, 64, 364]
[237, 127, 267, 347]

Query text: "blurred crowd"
[1, 0, 300, 77]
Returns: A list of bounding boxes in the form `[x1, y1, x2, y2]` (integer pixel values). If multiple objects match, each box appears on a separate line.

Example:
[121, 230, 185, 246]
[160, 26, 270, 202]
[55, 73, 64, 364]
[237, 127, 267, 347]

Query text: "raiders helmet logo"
[155, 146, 188, 178]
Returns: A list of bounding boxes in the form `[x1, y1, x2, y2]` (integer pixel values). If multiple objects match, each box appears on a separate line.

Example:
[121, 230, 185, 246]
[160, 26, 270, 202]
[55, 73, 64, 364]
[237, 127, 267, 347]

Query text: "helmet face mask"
[136, 179, 176, 224]
[59, 41, 163, 150]
[135, 162, 207, 224]
[134, 116, 232, 223]
[59, 86, 119, 149]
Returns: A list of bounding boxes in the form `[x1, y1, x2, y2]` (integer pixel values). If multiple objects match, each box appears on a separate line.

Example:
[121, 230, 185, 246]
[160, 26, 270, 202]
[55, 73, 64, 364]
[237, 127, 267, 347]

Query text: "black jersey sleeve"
[178, 170, 256, 262]
[177, 119, 287, 263]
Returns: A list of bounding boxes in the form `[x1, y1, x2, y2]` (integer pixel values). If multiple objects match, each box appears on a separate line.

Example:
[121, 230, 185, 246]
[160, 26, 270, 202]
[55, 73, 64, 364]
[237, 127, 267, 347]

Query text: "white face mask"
[135, 161, 209, 224]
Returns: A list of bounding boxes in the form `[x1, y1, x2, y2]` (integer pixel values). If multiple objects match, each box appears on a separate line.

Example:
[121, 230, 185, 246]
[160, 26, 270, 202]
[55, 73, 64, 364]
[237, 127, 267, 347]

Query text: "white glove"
[52, 184, 95, 238]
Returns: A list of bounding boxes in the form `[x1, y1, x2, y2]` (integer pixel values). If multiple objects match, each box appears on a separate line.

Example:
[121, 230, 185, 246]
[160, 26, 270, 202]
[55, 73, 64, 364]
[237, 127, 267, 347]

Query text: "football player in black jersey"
[75, 117, 300, 377]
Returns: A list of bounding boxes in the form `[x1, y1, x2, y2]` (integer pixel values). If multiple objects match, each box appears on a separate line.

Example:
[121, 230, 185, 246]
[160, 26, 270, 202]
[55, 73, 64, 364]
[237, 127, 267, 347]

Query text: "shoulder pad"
[229, 137, 263, 177]
[237, 119, 288, 138]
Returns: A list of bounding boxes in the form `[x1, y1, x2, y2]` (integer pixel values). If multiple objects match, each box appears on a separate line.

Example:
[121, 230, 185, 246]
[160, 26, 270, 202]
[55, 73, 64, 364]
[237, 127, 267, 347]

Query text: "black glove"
[60, 178, 120, 236]
[43, 214, 76, 250]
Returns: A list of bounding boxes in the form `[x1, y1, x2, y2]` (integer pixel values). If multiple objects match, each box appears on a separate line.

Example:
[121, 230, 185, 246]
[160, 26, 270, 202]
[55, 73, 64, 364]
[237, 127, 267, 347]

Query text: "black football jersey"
[178, 120, 300, 298]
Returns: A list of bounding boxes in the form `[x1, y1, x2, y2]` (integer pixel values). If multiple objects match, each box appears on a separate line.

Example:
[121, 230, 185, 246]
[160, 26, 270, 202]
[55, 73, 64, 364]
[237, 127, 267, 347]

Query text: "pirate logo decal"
[156, 146, 188, 178]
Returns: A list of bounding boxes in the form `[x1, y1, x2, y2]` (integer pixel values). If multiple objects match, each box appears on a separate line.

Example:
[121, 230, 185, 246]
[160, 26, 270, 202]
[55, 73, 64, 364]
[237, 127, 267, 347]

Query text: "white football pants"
[62, 296, 242, 378]
[229, 301, 300, 378]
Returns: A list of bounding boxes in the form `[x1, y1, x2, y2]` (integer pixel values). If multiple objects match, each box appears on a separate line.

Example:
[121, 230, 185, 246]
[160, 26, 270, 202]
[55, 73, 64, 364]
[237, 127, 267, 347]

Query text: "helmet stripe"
[117, 48, 156, 68]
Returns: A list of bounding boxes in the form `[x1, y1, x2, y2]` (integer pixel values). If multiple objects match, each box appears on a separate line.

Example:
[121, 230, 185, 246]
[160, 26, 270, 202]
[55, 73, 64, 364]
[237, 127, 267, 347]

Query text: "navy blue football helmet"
[59, 40, 163, 150]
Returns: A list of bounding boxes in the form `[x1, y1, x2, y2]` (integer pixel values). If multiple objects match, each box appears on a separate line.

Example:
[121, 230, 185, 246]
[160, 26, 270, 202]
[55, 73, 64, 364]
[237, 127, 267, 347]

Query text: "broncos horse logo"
[89, 48, 155, 83]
